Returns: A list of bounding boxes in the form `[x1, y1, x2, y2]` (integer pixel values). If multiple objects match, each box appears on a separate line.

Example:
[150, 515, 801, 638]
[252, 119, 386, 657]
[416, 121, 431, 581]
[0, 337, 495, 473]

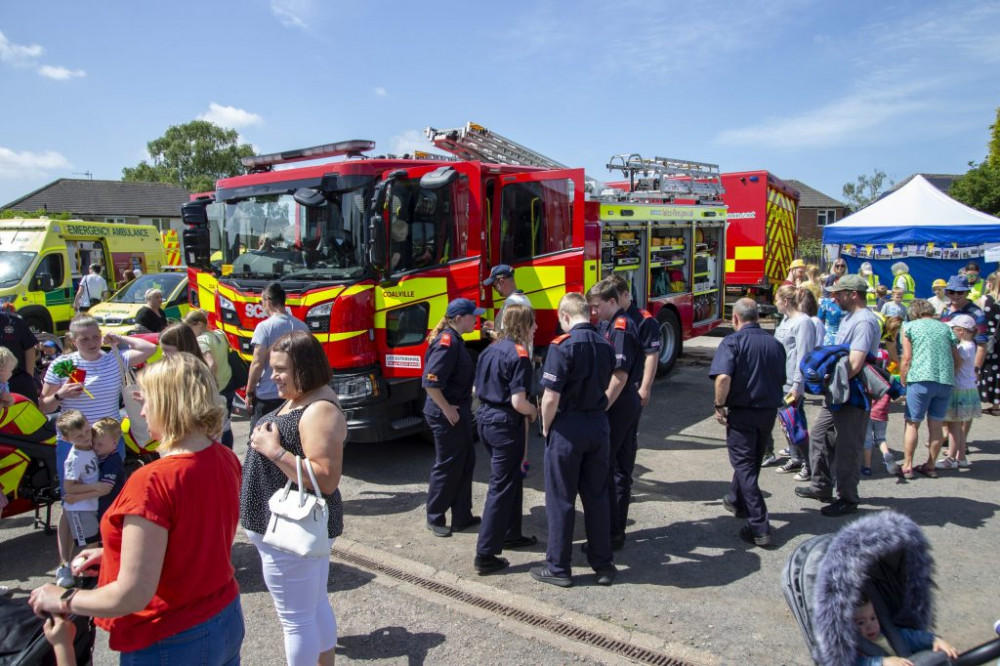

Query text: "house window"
[105, 217, 126, 224]
[816, 209, 837, 226]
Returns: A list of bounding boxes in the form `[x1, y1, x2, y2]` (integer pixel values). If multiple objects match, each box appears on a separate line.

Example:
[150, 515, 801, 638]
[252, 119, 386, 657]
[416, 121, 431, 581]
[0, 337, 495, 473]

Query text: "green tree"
[0, 208, 72, 219]
[122, 120, 255, 193]
[950, 107, 1000, 216]
[842, 169, 894, 211]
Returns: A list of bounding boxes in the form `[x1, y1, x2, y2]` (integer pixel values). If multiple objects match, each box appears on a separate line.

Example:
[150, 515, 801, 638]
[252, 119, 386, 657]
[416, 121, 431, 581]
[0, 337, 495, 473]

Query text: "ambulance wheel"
[656, 308, 682, 377]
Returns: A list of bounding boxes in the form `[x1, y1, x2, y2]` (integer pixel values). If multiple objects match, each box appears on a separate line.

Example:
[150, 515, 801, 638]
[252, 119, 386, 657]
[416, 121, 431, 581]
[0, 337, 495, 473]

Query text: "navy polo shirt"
[708, 323, 786, 409]
[540, 322, 614, 413]
[600, 309, 644, 390]
[474, 338, 532, 408]
[627, 303, 661, 355]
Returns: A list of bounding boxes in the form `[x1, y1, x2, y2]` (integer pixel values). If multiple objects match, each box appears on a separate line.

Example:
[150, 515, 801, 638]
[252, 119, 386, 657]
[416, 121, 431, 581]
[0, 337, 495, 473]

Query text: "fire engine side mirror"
[368, 179, 391, 276]
[419, 167, 459, 190]
[293, 187, 326, 207]
[181, 199, 212, 269]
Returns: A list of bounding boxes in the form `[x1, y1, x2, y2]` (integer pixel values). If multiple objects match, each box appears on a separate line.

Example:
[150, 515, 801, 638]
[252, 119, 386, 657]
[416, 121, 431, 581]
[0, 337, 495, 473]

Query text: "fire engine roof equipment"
[241, 140, 376, 171]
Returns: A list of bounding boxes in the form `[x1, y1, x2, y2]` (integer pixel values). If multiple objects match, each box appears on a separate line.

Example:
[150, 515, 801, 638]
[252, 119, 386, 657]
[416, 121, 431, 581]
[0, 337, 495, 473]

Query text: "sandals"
[901, 467, 915, 480]
[985, 407, 1000, 417]
[915, 463, 938, 479]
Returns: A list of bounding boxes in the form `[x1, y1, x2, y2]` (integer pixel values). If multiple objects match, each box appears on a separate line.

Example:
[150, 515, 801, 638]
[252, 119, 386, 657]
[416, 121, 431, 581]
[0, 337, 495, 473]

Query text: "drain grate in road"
[334, 547, 697, 666]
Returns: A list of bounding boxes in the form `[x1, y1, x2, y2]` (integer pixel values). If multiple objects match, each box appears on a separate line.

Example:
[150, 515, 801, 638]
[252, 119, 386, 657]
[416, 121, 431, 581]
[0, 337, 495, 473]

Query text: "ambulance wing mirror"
[31, 273, 53, 292]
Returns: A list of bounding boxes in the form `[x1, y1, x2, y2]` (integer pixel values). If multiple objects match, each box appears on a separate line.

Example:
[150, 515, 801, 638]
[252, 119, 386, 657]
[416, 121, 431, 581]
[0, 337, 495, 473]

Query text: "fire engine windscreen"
[221, 182, 374, 281]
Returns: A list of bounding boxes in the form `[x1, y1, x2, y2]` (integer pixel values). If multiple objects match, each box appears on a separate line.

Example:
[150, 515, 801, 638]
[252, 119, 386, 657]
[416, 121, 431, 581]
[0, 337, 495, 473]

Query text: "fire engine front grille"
[333, 547, 697, 666]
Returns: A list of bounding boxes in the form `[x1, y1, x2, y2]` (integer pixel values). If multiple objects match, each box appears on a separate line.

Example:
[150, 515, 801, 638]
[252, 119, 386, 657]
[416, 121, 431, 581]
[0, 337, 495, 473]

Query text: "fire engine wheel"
[656, 308, 682, 377]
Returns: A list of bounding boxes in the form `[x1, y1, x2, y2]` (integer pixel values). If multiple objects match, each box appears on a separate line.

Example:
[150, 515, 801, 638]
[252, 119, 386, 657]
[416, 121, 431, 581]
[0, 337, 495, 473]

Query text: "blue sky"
[1, 0, 998, 208]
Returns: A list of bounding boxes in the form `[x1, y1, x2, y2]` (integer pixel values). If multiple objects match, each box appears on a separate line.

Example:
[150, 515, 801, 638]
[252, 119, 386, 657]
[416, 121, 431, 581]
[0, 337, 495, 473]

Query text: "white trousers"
[246, 530, 337, 666]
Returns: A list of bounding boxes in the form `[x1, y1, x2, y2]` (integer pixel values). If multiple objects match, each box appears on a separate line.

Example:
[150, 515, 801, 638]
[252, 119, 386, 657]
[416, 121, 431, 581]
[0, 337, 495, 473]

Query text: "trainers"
[820, 498, 859, 517]
[884, 460, 901, 476]
[452, 516, 482, 532]
[595, 566, 617, 586]
[760, 454, 778, 467]
[55, 563, 75, 588]
[777, 448, 791, 458]
[738, 526, 774, 547]
[776, 460, 803, 474]
[474, 554, 510, 575]
[795, 486, 834, 503]
[793, 468, 811, 482]
[957, 458, 971, 468]
[935, 457, 958, 470]
[426, 523, 452, 538]
[530, 566, 573, 588]
[861, 467, 872, 477]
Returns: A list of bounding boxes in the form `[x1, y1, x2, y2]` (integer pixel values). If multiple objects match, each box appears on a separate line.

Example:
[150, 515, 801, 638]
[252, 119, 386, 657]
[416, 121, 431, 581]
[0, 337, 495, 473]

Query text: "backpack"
[224, 347, 249, 394]
[799, 344, 851, 395]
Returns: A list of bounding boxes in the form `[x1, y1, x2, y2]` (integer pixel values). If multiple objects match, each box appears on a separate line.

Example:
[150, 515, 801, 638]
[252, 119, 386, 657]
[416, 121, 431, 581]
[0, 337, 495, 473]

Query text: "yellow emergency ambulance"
[0, 218, 168, 333]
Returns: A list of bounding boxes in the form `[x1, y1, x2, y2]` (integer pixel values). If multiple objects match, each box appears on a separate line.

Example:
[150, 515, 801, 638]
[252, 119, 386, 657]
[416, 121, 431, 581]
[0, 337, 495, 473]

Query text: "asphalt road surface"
[2, 330, 998, 664]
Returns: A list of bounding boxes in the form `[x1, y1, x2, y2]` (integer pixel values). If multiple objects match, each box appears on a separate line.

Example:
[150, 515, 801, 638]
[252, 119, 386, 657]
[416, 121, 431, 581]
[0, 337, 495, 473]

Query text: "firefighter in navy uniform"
[606, 274, 660, 546]
[530, 293, 617, 588]
[589, 278, 644, 551]
[472, 304, 540, 575]
[423, 298, 484, 538]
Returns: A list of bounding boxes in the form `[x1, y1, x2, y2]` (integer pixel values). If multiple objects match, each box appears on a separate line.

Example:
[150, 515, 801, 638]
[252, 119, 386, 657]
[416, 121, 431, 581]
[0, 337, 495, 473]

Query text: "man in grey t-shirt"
[795, 274, 880, 517]
[245, 282, 310, 427]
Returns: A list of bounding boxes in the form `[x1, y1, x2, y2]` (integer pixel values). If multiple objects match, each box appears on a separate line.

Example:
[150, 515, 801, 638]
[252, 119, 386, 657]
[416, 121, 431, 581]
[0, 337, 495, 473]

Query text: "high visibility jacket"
[865, 274, 880, 308]
[894, 273, 915, 304]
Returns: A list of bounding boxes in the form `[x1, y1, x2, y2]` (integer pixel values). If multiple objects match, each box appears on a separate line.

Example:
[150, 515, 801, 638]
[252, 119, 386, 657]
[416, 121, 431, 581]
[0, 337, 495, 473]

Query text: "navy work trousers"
[607, 390, 640, 539]
[475, 407, 526, 557]
[544, 411, 612, 577]
[725, 407, 776, 538]
[425, 403, 475, 527]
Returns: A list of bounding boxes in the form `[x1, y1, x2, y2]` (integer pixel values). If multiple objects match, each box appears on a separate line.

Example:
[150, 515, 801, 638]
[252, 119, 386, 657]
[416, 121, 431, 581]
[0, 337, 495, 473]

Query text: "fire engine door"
[491, 169, 585, 315]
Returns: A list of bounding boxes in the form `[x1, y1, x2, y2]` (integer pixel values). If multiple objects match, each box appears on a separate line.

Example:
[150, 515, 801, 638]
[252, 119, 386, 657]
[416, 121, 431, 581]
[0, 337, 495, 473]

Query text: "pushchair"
[0, 578, 97, 665]
[782, 510, 1000, 665]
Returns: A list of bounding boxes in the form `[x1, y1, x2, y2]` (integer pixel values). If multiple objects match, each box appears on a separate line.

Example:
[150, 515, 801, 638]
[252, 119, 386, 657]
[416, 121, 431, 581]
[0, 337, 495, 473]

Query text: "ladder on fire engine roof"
[425, 122, 604, 194]
[605, 153, 725, 202]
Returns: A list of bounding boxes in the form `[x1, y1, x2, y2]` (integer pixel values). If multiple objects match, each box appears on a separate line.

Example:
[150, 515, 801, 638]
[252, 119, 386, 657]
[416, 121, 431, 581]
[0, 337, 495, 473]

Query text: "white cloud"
[0, 147, 72, 180]
[0, 30, 43, 66]
[389, 129, 431, 156]
[374, 87, 388, 98]
[270, 0, 311, 30]
[38, 65, 86, 80]
[198, 103, 264, 130]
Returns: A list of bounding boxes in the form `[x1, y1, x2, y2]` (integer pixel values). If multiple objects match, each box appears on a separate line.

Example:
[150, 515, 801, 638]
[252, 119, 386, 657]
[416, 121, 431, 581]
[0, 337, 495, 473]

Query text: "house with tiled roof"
[784, 179, 849, 240]
[885, 173, 962, 196]
[1, 179, 191, 233]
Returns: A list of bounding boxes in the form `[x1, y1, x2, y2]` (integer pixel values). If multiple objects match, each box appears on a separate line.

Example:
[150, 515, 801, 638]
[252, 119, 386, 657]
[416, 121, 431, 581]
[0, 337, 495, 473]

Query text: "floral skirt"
[946, 387, 982, 422]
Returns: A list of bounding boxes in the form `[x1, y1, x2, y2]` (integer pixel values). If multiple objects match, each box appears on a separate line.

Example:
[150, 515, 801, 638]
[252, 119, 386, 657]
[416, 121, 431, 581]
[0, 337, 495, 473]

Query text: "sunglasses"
[833, 263, 846, 268]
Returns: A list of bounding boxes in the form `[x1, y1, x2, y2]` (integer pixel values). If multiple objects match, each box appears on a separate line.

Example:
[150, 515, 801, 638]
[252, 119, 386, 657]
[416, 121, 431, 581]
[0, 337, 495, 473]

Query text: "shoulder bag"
[113, 351, 151, 446]
[264, 455, 330, 558]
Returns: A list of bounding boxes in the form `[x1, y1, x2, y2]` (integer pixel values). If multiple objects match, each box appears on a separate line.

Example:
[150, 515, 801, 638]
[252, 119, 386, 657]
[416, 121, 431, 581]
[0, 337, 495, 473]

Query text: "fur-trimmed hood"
[813, 510, 935, 666]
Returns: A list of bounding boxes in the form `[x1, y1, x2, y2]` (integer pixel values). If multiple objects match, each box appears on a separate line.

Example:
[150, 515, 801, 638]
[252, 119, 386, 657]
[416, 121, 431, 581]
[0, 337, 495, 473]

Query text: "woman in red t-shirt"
[30, 353, 244, 665]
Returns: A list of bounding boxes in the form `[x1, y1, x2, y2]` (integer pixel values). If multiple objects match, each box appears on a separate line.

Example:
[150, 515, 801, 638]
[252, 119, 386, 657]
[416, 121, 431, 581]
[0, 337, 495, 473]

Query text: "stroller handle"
[951, 636, 1000, 666]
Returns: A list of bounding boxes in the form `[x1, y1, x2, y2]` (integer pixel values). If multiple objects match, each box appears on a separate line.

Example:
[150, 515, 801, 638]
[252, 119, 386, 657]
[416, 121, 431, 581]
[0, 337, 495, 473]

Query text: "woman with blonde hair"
[471, 304, 539, 574]
[772, 284, 818, 475]
[160, 322, 233, 448]
[801, 264, 823, 302]
[423, 298, 483, 538]
[30, 353, 244, 664]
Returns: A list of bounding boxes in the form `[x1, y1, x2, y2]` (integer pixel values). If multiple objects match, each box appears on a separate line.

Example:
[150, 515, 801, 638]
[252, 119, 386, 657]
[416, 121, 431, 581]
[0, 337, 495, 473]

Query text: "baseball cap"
[42, 340, 61, 349]
[446, 298, 486, 318]
[483, 264, 514, 286]
[826, 274, 868, 293]
[932, 279, 947, 289]
[945, 275, 970, 292]
[950, 314, 976, 330]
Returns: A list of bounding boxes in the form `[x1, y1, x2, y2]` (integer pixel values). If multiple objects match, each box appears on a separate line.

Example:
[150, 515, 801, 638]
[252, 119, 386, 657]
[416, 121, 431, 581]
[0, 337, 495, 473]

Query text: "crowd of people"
[0, 255, 993, 663]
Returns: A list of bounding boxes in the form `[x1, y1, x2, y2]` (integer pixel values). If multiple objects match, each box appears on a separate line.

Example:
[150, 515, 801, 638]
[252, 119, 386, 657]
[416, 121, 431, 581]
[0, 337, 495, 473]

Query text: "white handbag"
[263, 456, 330, 558]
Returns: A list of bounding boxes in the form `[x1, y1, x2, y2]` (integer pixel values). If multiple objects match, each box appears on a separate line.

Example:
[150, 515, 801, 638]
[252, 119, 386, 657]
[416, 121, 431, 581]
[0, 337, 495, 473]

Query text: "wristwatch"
[59, 587, 77, 613]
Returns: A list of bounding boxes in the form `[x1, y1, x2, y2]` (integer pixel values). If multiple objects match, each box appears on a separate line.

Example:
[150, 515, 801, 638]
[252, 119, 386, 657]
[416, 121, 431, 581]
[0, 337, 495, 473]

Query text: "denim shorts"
[119, 596, 244, 666]
[904, 381, 952, 423]
[864, 419, 888, 450]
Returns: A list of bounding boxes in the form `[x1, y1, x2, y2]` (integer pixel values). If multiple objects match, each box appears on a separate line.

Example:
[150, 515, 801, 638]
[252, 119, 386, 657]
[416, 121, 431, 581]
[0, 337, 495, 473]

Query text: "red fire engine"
[720, 171, 800, 309]
[182, 124, 726, 443]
